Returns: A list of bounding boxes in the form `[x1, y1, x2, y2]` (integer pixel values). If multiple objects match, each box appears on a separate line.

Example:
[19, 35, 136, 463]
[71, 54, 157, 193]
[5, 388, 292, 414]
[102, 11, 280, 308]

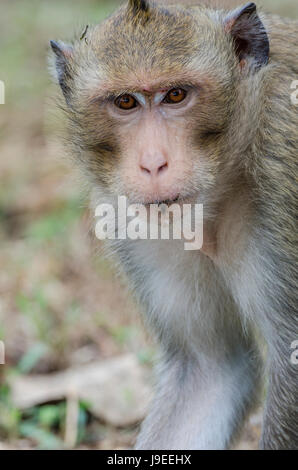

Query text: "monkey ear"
[224, 2, 269, 69]
[50, 40, 73, 102]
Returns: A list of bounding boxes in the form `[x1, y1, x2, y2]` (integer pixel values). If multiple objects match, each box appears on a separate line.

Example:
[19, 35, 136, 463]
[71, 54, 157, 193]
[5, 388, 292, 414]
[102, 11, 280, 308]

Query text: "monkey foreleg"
[136, 343, 261, 450]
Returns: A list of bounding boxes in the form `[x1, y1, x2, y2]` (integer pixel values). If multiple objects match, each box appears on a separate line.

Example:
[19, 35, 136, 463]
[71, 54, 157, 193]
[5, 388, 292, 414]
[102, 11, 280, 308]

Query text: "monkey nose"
[139, 153, 169, 179]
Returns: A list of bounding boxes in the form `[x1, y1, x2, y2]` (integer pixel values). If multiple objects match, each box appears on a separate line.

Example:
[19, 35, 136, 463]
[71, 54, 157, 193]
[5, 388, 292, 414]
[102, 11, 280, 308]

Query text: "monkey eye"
[163, 88, 187, 104]
[114, 94, 138, 110]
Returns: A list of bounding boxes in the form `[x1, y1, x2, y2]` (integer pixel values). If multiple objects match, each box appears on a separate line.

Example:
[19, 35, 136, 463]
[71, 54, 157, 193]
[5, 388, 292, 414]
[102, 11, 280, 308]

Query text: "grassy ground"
[0, 0, 297, 450]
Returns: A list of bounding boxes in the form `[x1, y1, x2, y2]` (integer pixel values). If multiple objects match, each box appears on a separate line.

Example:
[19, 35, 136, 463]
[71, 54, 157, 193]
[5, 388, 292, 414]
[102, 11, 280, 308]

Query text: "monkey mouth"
[157, 196, 180, 205]
[129, 192, 199, 207]
[145, 195, 180, 206]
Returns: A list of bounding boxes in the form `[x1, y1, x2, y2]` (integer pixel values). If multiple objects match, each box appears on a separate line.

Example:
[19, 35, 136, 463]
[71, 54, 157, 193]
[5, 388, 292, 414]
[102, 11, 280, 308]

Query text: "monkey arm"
[216, 206, 298, 450]
[136, 344, 261, 450]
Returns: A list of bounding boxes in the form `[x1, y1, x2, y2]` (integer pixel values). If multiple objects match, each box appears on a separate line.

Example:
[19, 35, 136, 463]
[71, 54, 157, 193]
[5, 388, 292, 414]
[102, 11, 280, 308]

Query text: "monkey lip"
[129, 191, 199, 207]
[144, 195, 180, 206]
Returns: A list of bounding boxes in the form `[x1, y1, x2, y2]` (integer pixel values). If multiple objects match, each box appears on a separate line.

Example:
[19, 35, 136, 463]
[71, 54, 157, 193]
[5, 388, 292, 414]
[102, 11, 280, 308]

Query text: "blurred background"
[0, 0, 297, 450]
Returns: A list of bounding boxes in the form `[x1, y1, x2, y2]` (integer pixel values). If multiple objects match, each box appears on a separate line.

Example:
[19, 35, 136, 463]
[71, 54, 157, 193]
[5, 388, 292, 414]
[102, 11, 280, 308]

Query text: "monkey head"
[51, 1, 269, 209]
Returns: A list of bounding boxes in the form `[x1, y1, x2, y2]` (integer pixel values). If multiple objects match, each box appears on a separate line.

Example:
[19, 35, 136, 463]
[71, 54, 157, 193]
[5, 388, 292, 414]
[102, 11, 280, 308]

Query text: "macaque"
[50, 0, 298, 449]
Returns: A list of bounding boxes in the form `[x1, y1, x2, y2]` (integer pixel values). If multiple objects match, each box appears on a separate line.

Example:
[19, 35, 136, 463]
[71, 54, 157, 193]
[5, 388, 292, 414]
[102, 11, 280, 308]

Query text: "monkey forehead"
[78, 5, 235, 92]
[90, 4, 211, 72]
[72, 5, 235, 99]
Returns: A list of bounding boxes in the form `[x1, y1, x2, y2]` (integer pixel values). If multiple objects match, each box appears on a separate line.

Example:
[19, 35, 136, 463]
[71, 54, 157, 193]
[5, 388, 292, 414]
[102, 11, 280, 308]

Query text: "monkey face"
[51, 1, 269, 210]
[66, 71, 234, 208]
[90, 82, 228, 206]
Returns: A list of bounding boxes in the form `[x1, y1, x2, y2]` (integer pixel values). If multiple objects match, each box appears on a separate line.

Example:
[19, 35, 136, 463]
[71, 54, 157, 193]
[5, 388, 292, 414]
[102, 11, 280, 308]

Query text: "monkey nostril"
[140, 165, 151, 175]
[140, 162, 168, 177]
[158, 162, 168, 173]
